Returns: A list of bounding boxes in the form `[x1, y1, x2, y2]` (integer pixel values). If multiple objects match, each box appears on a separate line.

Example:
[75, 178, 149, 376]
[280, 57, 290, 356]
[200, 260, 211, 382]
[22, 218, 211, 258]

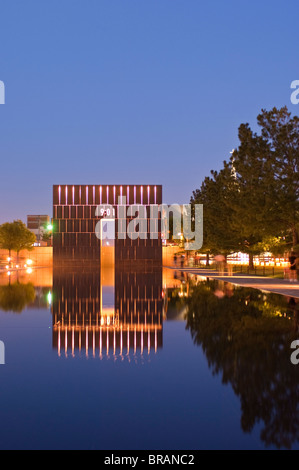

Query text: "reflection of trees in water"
[0, 282, 36, 313]
[185, 279, 299, 449]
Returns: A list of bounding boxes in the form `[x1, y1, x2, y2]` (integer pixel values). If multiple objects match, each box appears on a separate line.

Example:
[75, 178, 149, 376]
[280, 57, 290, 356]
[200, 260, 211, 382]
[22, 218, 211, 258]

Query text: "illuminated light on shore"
[26, 259, 33, 266]
[226, 253, 290, 268]
[27, 268, 32, 274]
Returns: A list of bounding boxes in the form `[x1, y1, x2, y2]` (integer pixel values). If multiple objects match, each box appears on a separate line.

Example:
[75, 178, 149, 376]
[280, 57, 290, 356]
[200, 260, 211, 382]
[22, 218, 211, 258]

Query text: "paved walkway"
[166, 266, 299, 299]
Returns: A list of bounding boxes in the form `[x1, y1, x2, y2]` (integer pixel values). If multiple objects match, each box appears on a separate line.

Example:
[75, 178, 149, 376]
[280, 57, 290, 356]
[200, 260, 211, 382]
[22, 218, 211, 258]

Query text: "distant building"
[27, 215, 50, 244]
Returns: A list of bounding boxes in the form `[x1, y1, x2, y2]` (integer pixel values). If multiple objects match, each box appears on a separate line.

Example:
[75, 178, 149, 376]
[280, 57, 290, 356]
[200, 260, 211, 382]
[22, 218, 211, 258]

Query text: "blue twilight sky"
[0, 0, 298, 223]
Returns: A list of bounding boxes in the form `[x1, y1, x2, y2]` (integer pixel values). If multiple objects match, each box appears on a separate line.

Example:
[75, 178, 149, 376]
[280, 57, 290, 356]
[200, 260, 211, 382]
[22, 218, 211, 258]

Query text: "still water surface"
[0, 267, 298, 450]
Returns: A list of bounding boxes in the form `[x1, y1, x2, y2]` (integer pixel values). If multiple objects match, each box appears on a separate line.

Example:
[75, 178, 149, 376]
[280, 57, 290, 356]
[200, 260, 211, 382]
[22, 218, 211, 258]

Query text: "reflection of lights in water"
[47, 291, 52, 306]
[214, 289, 225, 299]
[54, 325, 160, 360]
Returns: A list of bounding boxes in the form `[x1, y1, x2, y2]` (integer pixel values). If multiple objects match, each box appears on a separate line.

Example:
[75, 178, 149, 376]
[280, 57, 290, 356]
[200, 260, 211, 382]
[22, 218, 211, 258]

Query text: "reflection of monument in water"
[52, 184, 164, 359]
[52, 264, 163, 359]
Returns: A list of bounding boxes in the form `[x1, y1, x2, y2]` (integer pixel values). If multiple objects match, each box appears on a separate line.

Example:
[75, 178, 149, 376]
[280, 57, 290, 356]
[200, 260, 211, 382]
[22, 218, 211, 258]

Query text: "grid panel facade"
[53, 184, 163, 266]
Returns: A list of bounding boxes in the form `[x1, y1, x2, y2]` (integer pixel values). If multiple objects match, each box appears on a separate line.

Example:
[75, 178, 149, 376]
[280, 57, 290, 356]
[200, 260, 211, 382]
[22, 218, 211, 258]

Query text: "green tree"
[227, 123, 276, 267]
[254, 235, 288, 258]
[229, 107, 299, 259]
[191, 162, 242, 263]
[192, 106, 299, 267]
[256, 106, 299, 249]
[0, 222, 17, 259]
[0, 220, 36, 262]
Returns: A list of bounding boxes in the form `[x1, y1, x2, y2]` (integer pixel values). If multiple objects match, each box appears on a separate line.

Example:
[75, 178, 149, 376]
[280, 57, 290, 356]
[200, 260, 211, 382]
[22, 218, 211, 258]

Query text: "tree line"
[191, 106, 299, 268]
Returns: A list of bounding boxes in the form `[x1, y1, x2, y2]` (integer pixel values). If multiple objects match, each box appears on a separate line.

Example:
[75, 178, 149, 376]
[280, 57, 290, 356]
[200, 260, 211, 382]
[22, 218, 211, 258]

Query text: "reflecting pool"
[0, 266, 298, 450]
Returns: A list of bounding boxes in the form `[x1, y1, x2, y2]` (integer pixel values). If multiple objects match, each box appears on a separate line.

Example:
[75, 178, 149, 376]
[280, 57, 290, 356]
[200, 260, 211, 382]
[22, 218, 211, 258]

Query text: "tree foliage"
[0, 220, 36, 257]
[191, 106, 299, 260]
[191, 162, 241, 256]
